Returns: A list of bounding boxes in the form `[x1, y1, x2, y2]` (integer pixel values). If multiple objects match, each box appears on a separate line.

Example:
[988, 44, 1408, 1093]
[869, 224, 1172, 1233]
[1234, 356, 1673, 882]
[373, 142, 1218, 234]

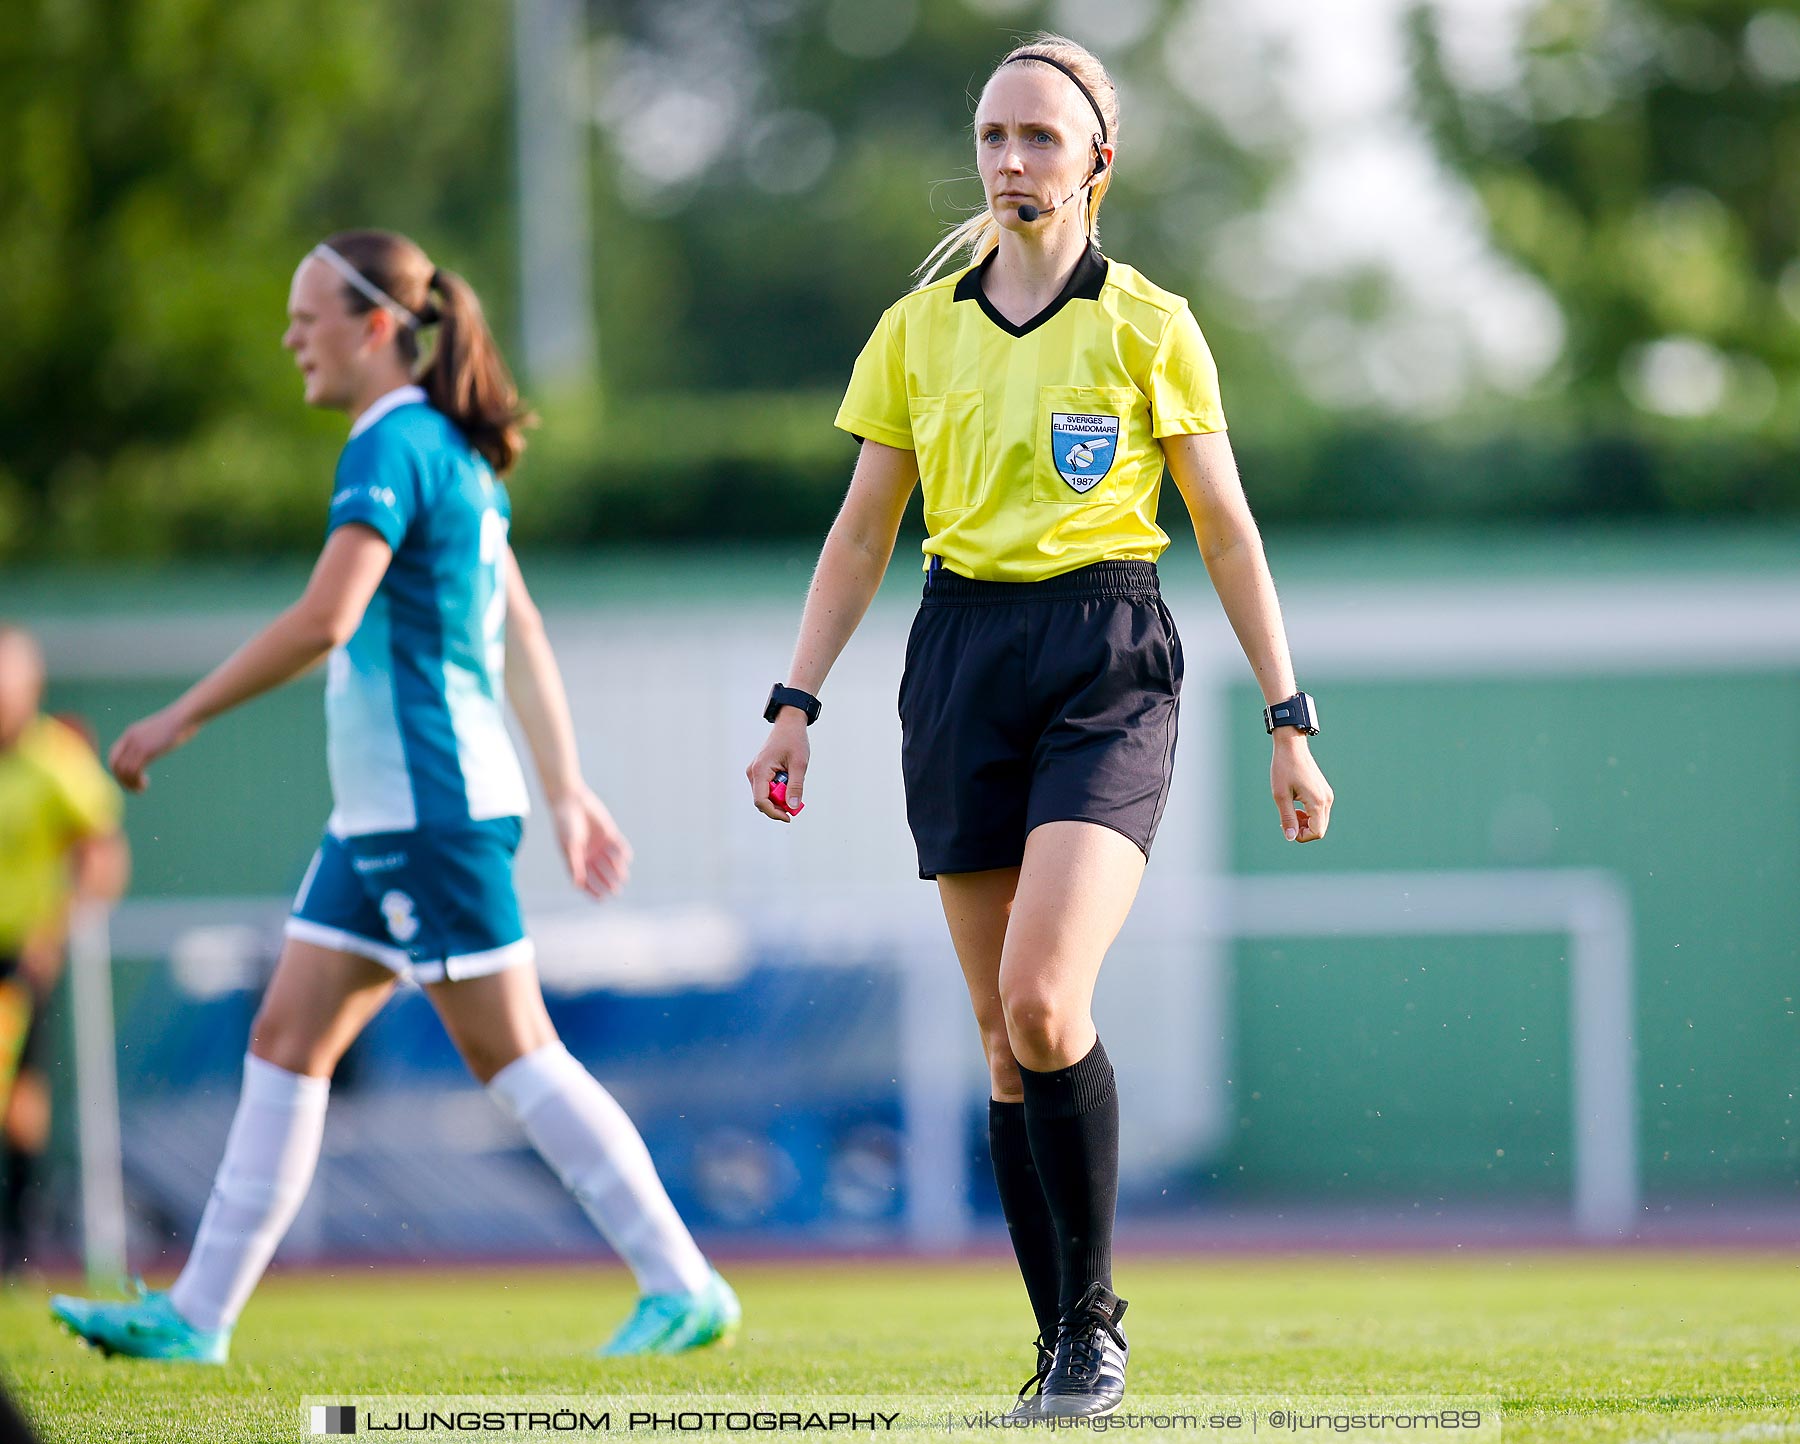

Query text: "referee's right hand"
[747, 716, 810, 822]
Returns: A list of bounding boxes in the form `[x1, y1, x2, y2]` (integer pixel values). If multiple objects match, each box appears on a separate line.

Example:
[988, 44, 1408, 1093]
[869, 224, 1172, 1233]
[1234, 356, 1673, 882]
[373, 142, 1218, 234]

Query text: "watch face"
[1266, 694, 1317, 734]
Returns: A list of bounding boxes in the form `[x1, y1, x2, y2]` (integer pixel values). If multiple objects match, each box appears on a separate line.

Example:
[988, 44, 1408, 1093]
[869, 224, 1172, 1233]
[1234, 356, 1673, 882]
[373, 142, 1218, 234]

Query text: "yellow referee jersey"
[834, 245, 1226, 582]
[0, 716, 122, 953]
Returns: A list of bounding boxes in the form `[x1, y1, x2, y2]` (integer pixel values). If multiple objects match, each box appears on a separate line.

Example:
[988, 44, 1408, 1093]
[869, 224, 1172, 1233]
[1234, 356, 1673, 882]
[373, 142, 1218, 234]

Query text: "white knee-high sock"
[169, 1054, 330, 1332]
[488, 1041, 710, 1295]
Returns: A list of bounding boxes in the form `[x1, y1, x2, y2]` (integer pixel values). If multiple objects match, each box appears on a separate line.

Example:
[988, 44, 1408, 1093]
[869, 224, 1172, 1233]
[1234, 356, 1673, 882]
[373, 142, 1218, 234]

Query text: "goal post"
[66, 904, 128, 1285]
[1219, 868, 1638, 1239]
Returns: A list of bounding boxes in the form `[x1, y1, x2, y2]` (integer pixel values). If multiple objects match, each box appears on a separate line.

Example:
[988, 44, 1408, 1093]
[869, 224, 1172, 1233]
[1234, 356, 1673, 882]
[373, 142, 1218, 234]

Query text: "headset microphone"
[1014, 151, 1107, 225]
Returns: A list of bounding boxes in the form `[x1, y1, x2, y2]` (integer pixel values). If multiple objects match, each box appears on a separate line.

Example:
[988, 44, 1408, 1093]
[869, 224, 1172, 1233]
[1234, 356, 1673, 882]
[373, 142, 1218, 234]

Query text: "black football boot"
[1036, 1283, 1129, 1419]
[1003, 1331, 1056, 1421]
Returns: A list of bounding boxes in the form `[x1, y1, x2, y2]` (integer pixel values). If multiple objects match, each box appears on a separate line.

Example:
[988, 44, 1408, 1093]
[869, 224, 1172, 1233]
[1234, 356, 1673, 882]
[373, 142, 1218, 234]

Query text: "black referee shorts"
[897, 559, 1183, 879]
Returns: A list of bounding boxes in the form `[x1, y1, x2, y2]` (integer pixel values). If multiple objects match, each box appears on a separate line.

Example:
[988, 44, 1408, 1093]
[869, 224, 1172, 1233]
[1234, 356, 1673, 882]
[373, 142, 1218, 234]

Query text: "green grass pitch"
[3, 1253, 1797, 1443]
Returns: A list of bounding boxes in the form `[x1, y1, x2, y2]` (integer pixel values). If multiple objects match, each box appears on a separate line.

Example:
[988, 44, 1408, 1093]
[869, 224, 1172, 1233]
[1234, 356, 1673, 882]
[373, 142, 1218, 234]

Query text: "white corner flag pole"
[67, 904, 128, 1285]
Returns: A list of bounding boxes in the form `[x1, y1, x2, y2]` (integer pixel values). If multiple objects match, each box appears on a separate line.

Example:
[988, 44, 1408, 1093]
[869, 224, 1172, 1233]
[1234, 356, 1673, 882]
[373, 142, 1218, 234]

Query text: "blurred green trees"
[0, 0, 514, 557]
[1412, 0, 1800, 420]
[4, 0, 1798, 562]
[0, 0, 1299, 556]
[1408, 0, 1800, 508]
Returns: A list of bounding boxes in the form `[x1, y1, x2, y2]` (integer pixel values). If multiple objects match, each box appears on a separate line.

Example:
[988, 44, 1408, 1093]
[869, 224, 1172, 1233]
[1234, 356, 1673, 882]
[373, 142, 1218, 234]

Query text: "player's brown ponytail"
[316, 230, 535, 476]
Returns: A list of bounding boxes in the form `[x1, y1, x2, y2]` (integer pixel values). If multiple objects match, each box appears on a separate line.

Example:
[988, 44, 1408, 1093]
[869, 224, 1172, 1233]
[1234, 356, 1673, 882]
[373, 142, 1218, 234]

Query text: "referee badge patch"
[1051, 412, 1120, 493]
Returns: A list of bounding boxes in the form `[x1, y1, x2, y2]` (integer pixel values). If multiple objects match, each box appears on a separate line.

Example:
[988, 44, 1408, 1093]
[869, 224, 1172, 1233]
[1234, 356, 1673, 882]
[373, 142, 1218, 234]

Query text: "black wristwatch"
[1264, 691, 1319, 736]
[765, 683, 822, 726]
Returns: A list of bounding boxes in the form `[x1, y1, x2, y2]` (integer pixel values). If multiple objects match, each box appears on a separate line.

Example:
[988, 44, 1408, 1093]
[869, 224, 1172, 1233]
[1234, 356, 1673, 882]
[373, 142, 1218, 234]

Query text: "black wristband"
[765, 683, 822, 726]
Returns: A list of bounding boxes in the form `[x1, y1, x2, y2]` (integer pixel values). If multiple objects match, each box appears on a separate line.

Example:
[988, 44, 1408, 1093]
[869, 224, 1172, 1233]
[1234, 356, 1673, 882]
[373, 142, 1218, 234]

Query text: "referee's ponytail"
[315, 229, 535, 477]
[915, 35, 1120, 288]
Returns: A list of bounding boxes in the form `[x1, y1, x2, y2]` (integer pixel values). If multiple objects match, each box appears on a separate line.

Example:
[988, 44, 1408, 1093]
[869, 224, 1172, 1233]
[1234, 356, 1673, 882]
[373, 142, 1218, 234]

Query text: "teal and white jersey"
[322, 385, 530, 837]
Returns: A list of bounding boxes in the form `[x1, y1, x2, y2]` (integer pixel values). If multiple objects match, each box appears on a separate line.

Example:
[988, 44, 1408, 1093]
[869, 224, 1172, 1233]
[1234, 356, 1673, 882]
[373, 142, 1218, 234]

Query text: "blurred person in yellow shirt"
[0, 624, 129, 1275]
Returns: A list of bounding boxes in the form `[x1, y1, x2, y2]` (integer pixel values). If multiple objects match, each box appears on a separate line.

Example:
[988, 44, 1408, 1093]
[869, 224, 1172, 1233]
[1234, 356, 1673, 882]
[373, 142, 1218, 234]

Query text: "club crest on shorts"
[1051, 413, 1120, 493]
[380, 890, 420, 944]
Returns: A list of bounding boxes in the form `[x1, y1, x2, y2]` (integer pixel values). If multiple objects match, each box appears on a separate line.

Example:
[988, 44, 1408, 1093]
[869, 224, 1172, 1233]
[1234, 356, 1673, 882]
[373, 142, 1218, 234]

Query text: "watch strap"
[765, 683, 822, 726]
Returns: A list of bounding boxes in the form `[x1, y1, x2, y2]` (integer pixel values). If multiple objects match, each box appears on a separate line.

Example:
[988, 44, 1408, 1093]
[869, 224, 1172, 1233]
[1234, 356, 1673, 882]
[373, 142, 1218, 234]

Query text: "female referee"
[747, 37, 1332, 1419]
[51, 230, 738, 1362]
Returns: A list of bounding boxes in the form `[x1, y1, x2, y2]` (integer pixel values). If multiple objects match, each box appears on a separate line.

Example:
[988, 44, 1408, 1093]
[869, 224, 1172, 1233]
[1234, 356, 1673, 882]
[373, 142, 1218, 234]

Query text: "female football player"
[53, 231, 738, 1362]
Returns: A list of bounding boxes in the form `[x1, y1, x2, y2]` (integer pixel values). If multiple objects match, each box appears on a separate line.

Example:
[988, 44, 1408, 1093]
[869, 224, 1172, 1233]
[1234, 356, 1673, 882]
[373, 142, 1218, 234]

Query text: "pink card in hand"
[771, 769, 804, 816]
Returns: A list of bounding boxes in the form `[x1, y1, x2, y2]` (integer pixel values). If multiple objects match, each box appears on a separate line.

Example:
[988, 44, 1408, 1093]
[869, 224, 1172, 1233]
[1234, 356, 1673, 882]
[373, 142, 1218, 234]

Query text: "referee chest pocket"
[1035, 385, 1138, 505]
[908, 391, 985, 518]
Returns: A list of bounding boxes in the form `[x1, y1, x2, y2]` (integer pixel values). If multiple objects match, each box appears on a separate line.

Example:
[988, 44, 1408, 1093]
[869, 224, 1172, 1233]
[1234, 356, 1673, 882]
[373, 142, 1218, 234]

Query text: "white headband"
[309, 243, 424, 330]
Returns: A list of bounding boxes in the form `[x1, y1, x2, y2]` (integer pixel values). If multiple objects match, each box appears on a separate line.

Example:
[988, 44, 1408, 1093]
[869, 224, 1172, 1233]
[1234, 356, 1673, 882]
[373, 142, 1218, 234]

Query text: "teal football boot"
[49, 1282, 231, 1363]
[598, 1267, 740, 1356]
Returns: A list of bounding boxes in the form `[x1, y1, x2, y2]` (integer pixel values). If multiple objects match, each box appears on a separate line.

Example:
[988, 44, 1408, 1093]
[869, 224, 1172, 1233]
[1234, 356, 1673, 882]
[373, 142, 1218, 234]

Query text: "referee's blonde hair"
[915, 35, 1120, 288]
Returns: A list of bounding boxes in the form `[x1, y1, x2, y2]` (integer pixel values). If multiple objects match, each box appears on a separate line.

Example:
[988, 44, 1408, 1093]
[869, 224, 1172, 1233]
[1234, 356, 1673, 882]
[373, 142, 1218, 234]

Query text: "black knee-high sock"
[988, 1099, 1062, 1339]
[1018, 1037, 1119, 1319]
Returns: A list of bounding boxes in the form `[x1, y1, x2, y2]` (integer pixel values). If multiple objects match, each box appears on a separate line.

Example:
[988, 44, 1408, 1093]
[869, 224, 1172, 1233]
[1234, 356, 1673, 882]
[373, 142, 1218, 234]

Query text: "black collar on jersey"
[954, 243, 1108, 338]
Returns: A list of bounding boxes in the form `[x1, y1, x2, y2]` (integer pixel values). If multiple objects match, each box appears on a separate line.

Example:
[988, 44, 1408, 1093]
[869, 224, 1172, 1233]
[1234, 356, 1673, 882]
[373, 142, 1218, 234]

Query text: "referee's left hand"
[1272, 735, 1333, 843]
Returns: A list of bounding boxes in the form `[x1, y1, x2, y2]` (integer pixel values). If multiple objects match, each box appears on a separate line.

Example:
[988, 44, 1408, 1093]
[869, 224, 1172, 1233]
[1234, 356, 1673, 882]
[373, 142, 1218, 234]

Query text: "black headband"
[999, 52, 1109, 143]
